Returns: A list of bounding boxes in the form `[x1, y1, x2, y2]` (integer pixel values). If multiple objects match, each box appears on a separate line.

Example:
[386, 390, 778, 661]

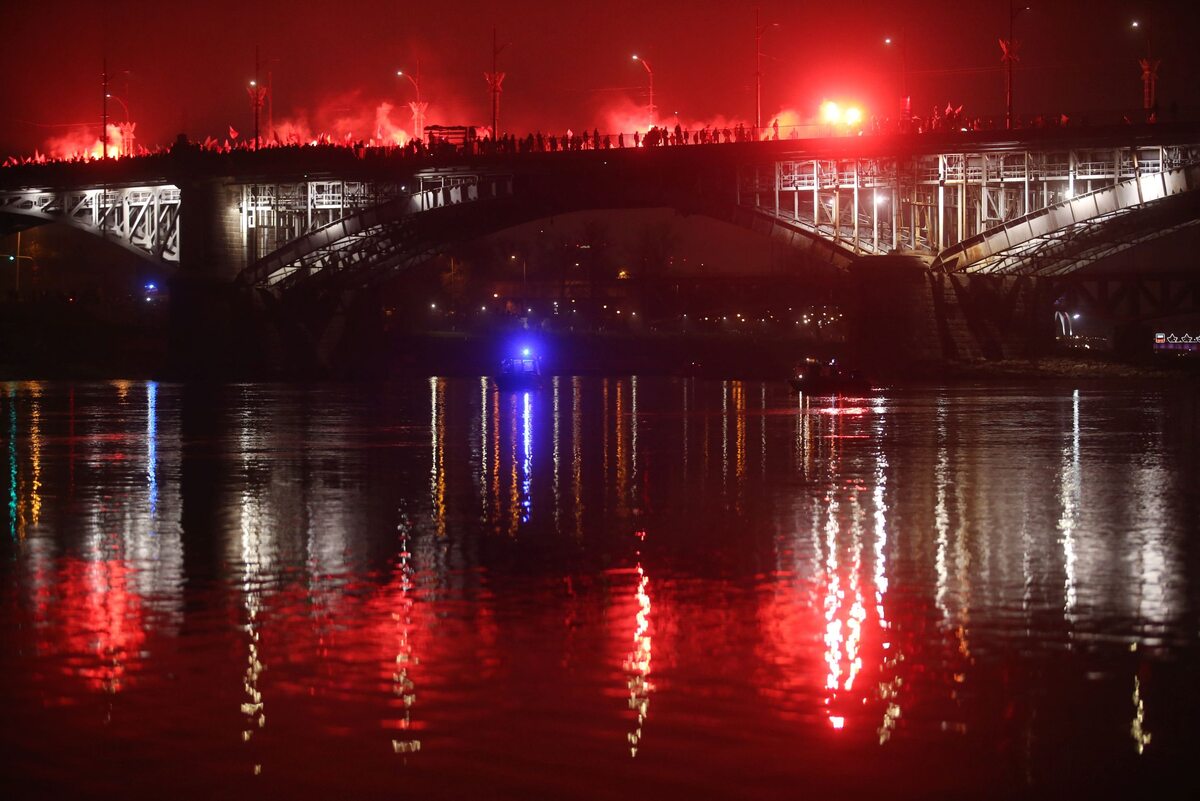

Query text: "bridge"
[2, 125, 1198, 369]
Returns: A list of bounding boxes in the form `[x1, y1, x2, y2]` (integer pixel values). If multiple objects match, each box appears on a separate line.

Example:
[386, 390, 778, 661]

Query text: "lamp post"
[884, 35, 910, 129]
[1002, 2, 1031, 130]
[9, 232, 35, 294]
[485, 27, 508, 137]
[397, 62, 428, 141]
[632, 55, 655, 124]
[1132, 20, 1161, 121]
[510, 253, 527, 312]
[754, 9, 779, 134]
[247, 46, 267, 149]
[105, 93, 135, 156]
[510, 254, 526, 286]
[101, 58, 109, 159]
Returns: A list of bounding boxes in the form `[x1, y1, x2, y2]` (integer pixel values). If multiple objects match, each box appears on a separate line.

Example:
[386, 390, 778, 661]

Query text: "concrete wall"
[178, 179, 245, 282]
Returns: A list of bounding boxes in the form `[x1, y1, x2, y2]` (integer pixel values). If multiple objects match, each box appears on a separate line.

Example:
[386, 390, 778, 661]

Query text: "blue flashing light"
[145, 282, 157, 292]
[521, 347, 532, 357]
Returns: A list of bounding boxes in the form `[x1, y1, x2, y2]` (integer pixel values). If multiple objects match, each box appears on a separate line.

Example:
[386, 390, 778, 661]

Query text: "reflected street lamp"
[632, 55, 655, 123]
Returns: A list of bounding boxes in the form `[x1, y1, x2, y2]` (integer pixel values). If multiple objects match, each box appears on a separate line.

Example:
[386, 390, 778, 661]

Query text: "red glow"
[44, 123, 136, 161]
[818, 100, 865, 129]
[43, 558, 147, 693]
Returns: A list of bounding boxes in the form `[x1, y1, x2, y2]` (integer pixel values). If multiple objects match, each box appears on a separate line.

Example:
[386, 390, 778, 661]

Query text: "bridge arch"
[237, 162, 862, 293]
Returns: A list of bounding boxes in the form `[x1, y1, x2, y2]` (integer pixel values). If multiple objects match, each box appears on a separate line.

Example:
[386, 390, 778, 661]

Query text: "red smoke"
[44, 124, 134, 160]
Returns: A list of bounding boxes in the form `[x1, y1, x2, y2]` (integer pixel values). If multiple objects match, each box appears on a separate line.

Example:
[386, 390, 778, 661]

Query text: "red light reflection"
[44, 558, 147, 694]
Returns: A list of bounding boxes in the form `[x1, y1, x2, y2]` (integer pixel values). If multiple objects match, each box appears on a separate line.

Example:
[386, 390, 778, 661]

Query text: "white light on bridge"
[820, 100, 864, 127]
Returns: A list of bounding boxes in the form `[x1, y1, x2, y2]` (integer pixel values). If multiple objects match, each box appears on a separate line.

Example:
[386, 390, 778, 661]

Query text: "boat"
[495, 348, 546, 391]
[788, 358, 871, 395]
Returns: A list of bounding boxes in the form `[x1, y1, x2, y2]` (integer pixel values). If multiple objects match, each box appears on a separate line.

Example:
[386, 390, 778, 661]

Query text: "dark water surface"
[2, 378, 1198, 799]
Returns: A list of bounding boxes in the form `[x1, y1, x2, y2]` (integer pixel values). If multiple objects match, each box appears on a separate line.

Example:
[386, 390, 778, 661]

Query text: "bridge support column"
[166, 178, 269, 376]
[847, 258, 1056, 370]
[178, 178, 249, 282]
[846, 256, 943, 368]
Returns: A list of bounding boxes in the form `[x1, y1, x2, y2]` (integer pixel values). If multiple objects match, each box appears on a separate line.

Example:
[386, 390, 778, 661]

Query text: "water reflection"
[389, 513, 422, 756]
[0, 379, 1195, 797]
[7, 383, 17, 541]
[623, 529, 653, 757]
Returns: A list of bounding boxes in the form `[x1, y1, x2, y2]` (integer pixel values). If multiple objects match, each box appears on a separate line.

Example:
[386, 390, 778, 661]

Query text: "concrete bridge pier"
[845, 256, 943, 368]
[167, 178, 278, 376]
[847, 256, 1056, 369]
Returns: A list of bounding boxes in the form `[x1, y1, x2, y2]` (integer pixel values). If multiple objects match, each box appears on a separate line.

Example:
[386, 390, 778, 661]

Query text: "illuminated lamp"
[820, 101, 842, 124]
[843, 107, 863, 126]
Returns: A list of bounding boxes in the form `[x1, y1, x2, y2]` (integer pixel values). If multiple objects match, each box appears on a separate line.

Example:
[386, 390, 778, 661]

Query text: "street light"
[632, 55, 655, 123]
[397, 61, 428, 141]
[884, 35, 910, 127]
[1001, 2, 1032, 130]
[247, 79, 266, 149]
[1131, 20, 1161, 121]
[510, 253, 527, 287]
[754, 10, 780, 133]
[7, 232, 35, 294]
[247, 46, 267, 149]
[105, 92, 130, 121]
[105, 93, 135, 156]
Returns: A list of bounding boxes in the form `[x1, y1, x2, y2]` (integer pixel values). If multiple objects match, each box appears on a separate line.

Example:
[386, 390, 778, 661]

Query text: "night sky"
[1, 0, 1196, 156]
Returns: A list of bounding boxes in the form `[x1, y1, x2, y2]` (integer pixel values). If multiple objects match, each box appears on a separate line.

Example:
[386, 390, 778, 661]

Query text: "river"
[1, 378, 1197, 799]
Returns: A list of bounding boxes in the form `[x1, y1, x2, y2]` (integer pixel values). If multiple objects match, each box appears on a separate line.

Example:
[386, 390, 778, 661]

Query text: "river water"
[1, 378, 1197, 799]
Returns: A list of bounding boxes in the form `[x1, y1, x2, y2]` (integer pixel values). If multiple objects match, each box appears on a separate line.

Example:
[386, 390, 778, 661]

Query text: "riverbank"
[901, 355, 1200, 382]
[3, 312, 1197, 383]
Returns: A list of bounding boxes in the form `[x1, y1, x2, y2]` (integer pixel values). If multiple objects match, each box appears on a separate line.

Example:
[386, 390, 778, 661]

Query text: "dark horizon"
[2, 0, 1197, 157]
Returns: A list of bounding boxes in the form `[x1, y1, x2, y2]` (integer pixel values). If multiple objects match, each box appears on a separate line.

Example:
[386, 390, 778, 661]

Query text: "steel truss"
[239, 174, 511, 291]
[0, 184, 181, 263]
[741, 144, 1200, 266]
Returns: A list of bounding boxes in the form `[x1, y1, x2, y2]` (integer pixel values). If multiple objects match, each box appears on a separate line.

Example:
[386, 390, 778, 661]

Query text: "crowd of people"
[0, 104, 1164, 176]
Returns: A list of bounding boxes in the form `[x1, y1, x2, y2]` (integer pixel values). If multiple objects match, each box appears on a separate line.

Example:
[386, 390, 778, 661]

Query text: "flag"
[228, 126, 239, 140]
